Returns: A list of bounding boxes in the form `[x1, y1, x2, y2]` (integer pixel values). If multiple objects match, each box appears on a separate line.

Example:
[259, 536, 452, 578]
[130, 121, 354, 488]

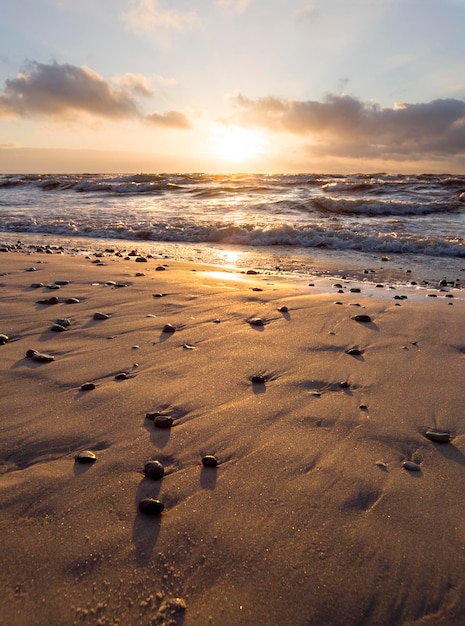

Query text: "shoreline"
[1, 248, 465, 624]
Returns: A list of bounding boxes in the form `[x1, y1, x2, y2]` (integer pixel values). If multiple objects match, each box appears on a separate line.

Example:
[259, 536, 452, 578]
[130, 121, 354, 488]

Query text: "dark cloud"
[233, 92, 465, 158]
[146, 110, 191, 129]
[0, 61, 191, 130]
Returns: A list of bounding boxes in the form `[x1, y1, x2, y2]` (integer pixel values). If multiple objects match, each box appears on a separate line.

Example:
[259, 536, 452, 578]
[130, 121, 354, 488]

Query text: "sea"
[1, 172, 464, 284]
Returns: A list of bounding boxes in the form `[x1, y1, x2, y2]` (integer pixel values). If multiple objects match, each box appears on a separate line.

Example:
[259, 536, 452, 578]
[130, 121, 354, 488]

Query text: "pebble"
[26, 349, 55, 362]
[403, 460, 421, 471]
[80, 382, 96, 391]
[135, 257, 148, 262]
[156, 266, 166, 271]
[252, 287, 263, 292]
[66, 298, 80, 304]
[93, 312, 110, 320]
[183, 344, 196, 350]
[346, 348, 363, 356]
[143, 460, 165, 479]
[145, 411, 162, 420]
[278, 305, 288, 313]
[37, 297, 59, 305]
[202, 455, 218, 467]
[162, 323, 176, 333]
[56, 318, 70, 327]
[425, 429, 451, 444]
[153, 293, 165, 298]
[105, 281, 117, 286]
[154, 415, 174, 429]
[352, 314, 372, 323]
[25, 267, 36, 272]
[350, 287, 361, 293]
[30, 282, 44, 288]
[247, 269, 259, 275]
[249, 318, 265, 327]
[46, 284, 61, 290]
[251, 375, 266, 384]
[139, 498, 165, 515]
[54, 280, 69, 286]
[340, 381, 350, 388]
[115, 372, 129, 380]
[75, 450, 97, 464]
[50, 323, 67, 332]
[0, 334, 8, 345]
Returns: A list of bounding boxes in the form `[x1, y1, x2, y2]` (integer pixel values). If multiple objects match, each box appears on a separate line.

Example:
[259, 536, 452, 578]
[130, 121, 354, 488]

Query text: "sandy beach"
[1, 245, 465, 625]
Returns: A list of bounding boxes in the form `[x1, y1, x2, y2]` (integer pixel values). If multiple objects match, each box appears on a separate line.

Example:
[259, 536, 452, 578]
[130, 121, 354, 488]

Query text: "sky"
[1, 0, 465, 173]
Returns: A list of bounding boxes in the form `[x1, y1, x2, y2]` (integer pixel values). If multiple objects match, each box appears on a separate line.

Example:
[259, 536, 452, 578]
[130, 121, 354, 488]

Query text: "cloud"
[146, 110, 191, 129]
[215, 0, 252, 14]
[293, 4, 318, 19]
[0, 61, 140, 119]
[232, 92, 465, 158]
[121, 0, 199, 33]
[0, 61, 191, 130]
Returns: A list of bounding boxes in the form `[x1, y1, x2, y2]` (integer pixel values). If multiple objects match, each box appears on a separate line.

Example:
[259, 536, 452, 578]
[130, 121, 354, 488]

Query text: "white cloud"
[293, 4, 318, 19]
[120, 0, 199, 33]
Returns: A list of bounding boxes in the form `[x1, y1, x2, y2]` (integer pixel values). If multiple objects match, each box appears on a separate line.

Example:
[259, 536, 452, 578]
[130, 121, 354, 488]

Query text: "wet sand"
[1, 247, 465, 625]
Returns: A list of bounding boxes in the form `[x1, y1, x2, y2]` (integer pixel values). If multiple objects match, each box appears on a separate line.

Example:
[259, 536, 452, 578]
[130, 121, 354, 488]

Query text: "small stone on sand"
[93, 312, 110, 320]
[30, 282, 44, 288]
[26, 349, 54, 362]
[54, 280, 69, 286]
[346, 348, 363, 356]
[249, 318, 265, 327]
[144, 460, 165, 479]
[162, 323, 176, 333]
[145, 411, 162, 420]
[138, 498, 164, 515]
[278, 305, 288, 313]
[0, 334, 8, 345]
[37, 297, 59, 305]
[251, 375, 266, 384]
[425, 429, 451, 444]
[115, 372, 128, 380]
[80, 382, 96, 391]
[403, 460, 421, 471]
[66, 298, 80, 304]
[154, 415, 174, 429]
[75, 450, 97, 464]
[352, 314, 372, 323]
[201, 455, 218, 467]
[50, 323, 67, 332]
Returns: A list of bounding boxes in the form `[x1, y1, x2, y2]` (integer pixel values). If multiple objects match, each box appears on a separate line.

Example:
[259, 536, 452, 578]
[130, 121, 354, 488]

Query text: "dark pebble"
[75, 450, 97, 464]
[278, 305, 288, 313]
[50, 323, 68, 332]
[340, 381, 350, 388]
[0, 334, 8, 345]
[201, 455, 218, 468]
[153, 293, 165, 298]
[93, 312, 110, 320]
[144, 460, 165, 479]
[30, 282, 44, 288]
[154, 415, 174, 429]
[66, 298, 80, 304]
[333, 283, 343, 288]
[155, 266, 166, 271]
[346, 348, 363, 356]
[37, 297, 59, 305]
[25, 267, 36, 272]
[80, 382, 96, 391]
[350, 288, 361, 293]
[425, 429, 451, 444]
[26, 349, 54, 362]
[251, 375, 266, 384]
[139, 498, 164, 515]
[252, 287, 263, 292]
[246, 269, 259, 275]
[403, 460, 421, 471]
[146, 411, 162, 420]
[135, 257, 148, 262]
[54, 280, 69, 286]
[56, 318, 70, 327]
[352, 314, 372, 323]
[46, 284, 61, 290]
[162, 323, 176, 333]
[427, 294, 437, 298]
[115, 372, 128, 380]
[249, 318, 265, 327]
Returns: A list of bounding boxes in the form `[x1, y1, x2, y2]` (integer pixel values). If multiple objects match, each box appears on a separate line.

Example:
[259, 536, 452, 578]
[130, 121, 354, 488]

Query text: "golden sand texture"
[1, 250, 465, 625]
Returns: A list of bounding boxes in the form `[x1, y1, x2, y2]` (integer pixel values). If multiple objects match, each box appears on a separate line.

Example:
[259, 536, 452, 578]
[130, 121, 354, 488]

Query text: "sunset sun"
[208, 124, 268, 163]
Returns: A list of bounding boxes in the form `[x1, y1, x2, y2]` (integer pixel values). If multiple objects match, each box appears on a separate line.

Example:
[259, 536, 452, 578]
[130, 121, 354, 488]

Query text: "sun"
[208, 124, 268, 163]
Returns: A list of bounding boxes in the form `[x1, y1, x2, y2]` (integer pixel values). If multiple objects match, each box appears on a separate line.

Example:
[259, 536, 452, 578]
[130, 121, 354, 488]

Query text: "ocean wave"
[312, 196, 461, 216]
[1, 216, 463, 257]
